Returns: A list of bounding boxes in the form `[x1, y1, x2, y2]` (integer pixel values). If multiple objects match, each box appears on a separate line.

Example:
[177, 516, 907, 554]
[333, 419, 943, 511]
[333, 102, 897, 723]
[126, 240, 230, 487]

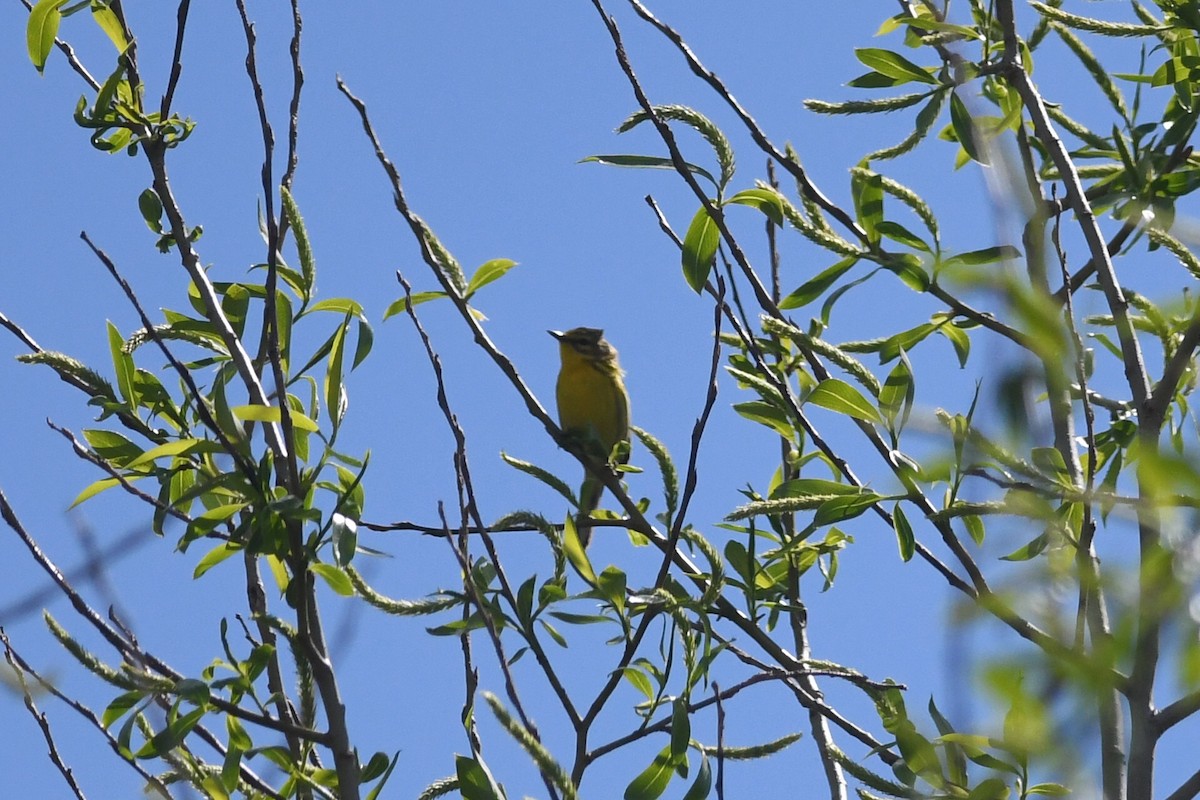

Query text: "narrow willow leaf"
[311, 563, 355, 596]
[682, 205, 720, 293]
[500, 452, 576, 505]
[581, 154, 718, 188]
[27, 0, 65, 72]
[855, 48, 939, 85]
[726, 187, 784, 225]
[382, 291, 447, 320]
[231, 404, 319, 432]
[893, 503, 915, 561]
[466, 258, 518, 295]
[852, 169, 885, 244]
[733, 400, 795, 440]
[194, 542, 243, 579]
[455, 755, 505, 800]
[325, 314, 350, 427]
[562, 515, 596, 585]
[814, 492, 882, 525]
[780, 258, 858, 309]
[950, 91, 983, 164]
[879, 355, 914, 430]
[90, 4, 128, 53]
[680, 756, 712, 800]
[940, 245, 1021, 269]
[1000, 532, 1050, 562]
[937, 322, 971, 367]
[138, 189, 163, 233]
[624, 745, 674, 800]
[876, 220, 930, 251]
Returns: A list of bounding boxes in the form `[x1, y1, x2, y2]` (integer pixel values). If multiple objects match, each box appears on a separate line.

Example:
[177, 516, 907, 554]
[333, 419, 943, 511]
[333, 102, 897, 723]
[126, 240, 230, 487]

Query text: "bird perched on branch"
[549, 327, 631, 547]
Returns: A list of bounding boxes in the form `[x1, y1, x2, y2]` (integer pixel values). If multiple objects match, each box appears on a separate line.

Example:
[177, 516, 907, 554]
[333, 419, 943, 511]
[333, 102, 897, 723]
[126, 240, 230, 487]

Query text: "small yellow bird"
[549, 327, 631, 547]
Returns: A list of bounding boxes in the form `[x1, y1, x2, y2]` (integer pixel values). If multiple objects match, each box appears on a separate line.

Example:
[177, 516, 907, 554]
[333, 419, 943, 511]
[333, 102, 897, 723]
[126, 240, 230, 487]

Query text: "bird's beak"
[548, 330, 564, 340]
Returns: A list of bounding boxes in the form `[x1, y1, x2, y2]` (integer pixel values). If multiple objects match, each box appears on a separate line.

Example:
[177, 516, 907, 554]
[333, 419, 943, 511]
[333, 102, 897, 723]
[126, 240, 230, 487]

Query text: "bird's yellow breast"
[555, 343, 629, 456]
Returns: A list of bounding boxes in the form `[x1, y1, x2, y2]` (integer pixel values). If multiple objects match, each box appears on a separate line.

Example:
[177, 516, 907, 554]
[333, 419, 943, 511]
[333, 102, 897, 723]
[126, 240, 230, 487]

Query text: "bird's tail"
[576, 476, 604, 549]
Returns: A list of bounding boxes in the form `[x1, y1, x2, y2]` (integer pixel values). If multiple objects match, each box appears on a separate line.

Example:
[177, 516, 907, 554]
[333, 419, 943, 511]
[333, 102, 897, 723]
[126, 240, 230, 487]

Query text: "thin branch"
[2, 632, 90, 800]
[282, 0, 304, 193]
[1156, 689, 1200, 734]
[158, 0, 192, 120]
[1165, 768, 1200, 800]
[3, 628, 171, 798]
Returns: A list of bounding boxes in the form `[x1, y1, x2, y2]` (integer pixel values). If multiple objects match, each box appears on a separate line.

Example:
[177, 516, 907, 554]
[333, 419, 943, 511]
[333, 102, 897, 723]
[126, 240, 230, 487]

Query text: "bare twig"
[2, 632, 90, 799]
[159, 0, 192, 119]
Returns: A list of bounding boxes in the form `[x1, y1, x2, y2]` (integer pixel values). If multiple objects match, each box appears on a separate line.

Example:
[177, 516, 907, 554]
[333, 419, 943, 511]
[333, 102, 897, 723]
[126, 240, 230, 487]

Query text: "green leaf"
[1026, 783, 1071, 796]
[325, 314, 349, 427]
[311, 563, 355, 596]
[855, 48, 939, 85]
[83, 429, 144, 465]
[466, 258, 518, 295]
[780, 258, 857, 309]
[852, 169, 885, 243]
[814, 492, 882, 526]
[500, 452, 576, 505]
[879, 355, 914, 430]
[581, 154, 718, 188]
[771, 478, 861, 499]
[456, 755, 505, 800]
[938, 322, 971, 367]
[27, 0, 66, 73]
[70, 476, 128, 508]
[135, 706, 206, 758]
[670, 697, 691, 761]
[682, 206, 720, 293]
[91, 3, 128, 53]
[102, 690, 144, 728]
[138, 189, 163, 233]
[806, 378, 882, 423]
[680, 756, 712, 800]
[107, 321, 136, 407]
[193, 542, 243, 579]
[876, 220, 930, 252]
[231, 403, 319, 432]
[365, 753, 400, 800]
[893, 504, 915, 562]
[964, 515, 986, 545]
[726, 188, 784, 226]
[733, 401, 795, 440]
[625, 746, 675, 800]
[125, 438, 224, 470]
[950, 91, 984, 164]
[226, 715, 252, 752]
[940, 245, 1022, 269]
[563, 515, 596, 585]
[332, 514, 358, 567]
[382, 291, 446, 320]
[999, 532, 1049, 561]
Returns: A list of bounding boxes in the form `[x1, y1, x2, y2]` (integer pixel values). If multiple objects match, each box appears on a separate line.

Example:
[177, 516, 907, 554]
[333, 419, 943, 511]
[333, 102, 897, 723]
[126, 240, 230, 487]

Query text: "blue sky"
[3, 2, 1197, 798]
